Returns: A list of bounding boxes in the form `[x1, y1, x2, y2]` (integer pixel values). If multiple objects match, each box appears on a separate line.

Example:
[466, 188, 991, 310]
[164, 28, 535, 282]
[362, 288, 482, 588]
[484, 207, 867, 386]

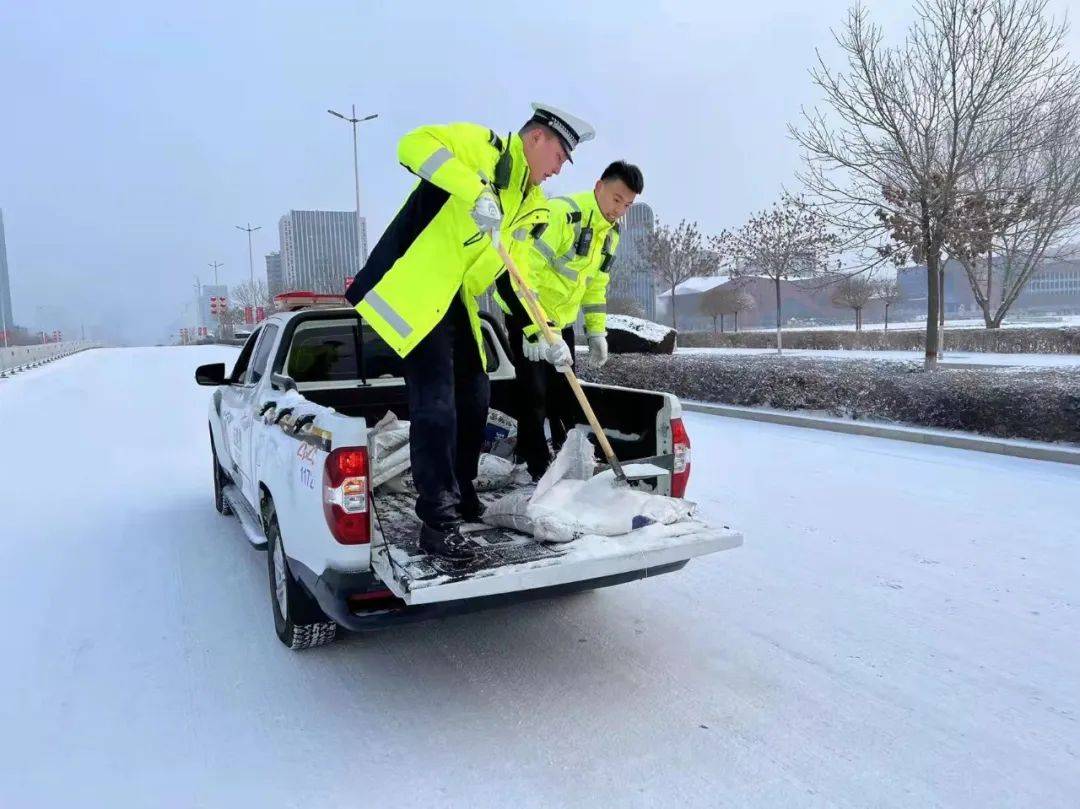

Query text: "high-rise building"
[609, 202, 657, 320]
[265, 251, 284, 298]
[278, 210, 365, 294]
[0, 209, 13, 336]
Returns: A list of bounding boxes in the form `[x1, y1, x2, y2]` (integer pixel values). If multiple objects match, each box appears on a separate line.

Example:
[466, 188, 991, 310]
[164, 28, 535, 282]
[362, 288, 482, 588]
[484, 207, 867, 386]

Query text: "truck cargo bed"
[370, 478, 742, 606]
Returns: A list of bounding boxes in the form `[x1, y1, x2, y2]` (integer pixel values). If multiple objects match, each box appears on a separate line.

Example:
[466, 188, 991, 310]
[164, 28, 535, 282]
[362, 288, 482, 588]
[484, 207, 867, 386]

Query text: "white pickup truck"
[197, 297, 742, 649]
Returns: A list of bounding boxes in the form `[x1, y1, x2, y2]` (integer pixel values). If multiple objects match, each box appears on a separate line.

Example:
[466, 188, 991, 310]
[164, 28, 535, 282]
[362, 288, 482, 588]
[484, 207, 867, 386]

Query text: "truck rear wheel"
[264, 503, 337, 650]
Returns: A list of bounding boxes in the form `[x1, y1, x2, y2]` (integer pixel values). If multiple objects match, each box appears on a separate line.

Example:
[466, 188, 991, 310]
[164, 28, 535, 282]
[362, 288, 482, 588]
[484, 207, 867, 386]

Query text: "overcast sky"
[2, 1, 1077, 343]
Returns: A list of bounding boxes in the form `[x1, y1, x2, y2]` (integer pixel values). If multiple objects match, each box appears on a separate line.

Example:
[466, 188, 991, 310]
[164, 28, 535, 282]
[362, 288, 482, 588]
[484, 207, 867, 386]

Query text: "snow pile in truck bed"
[607, 314, 673, 344]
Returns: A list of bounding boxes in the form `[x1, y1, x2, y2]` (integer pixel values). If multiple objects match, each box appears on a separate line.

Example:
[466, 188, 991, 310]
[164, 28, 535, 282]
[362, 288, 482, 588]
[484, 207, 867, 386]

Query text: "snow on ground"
[1, 346, 1077, 807]
[676, 345, 1080, 368]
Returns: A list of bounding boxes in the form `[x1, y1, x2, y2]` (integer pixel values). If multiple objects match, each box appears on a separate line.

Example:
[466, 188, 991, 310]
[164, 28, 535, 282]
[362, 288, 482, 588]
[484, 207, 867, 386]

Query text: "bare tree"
[792, 0, 1080, 367]
[642, 219, 712, 332]
[947, 99, 1080, 327]
[232, 279, 274, 310]
[216, 307, 243, 339]
[699, 286, 727, 335]
[700, 285, 756, 334]
[875, 276, 904, 330]
[715, 193, 838, 353]
[831, 274, 876, 330]
[727, 288, 756, 332]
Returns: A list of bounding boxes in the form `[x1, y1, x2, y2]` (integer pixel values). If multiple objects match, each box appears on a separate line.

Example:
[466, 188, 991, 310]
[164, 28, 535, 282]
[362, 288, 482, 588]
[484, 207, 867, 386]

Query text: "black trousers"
[505, 313, 578, 477]
[403, 295, 490, 529]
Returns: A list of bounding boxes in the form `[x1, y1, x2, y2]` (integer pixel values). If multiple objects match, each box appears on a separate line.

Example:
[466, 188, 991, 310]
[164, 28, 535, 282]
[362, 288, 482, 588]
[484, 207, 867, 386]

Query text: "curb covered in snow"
[682, 401, 1080, 467]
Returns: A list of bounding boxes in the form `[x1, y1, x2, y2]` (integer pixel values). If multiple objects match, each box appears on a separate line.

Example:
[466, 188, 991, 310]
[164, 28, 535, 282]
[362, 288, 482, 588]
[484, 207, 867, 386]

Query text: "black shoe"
[419, 523, 479, 561]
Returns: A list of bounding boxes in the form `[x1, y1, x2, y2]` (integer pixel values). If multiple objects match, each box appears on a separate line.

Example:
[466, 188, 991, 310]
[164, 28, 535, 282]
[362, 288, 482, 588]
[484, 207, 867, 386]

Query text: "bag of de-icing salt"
[482, 408, 518, 458]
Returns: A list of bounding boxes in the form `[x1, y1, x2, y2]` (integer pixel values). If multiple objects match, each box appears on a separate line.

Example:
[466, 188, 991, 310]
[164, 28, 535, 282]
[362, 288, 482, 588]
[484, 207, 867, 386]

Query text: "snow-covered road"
[2, 346, 1077, 808]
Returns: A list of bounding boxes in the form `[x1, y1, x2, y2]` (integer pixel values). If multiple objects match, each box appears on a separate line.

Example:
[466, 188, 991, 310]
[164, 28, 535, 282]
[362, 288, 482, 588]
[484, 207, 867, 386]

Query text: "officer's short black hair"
[520, 120, 553, 138]
[600, 161, 644, 194]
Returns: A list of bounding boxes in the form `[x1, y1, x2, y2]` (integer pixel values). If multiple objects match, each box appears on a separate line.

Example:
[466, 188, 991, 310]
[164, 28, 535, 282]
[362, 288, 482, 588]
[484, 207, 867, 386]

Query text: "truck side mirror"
[195, 362, 227, 386]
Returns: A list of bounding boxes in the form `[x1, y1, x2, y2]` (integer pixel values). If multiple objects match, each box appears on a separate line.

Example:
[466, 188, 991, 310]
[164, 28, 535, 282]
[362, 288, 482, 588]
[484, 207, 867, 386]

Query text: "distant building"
[896, 261, 979, 318]
[657, 275, 853, 331]
[898, 256, 1080, 318]
[0, 209, 13, 337]
[609, 202, 657, 320]
[278, 210, 365, 294]
[1010, 258, 1080, 314]
[265, 251, 284, 298]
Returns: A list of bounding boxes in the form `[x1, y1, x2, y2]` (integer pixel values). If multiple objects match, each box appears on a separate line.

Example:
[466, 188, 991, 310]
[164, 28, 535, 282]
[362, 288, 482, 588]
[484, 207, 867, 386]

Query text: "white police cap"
[528, 103, 595, 162]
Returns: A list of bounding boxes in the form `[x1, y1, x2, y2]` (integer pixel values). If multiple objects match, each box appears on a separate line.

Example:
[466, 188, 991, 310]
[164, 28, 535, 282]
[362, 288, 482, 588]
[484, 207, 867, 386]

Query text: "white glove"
[542, 336, 573, 372]
[470, 189, 502, 234]
[587, 333, 608, 367]
[522, 332, 543, 363]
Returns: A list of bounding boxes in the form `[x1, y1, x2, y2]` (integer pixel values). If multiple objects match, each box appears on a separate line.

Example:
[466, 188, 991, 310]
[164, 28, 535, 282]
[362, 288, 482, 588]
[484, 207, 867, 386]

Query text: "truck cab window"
[287, 318, 403, 383]
[229, 327, 262, 383]
[249, 325, 279, 384]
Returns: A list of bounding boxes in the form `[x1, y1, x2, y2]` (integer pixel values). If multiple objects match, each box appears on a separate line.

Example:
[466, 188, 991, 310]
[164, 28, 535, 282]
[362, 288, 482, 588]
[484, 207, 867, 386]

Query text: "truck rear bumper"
[292, 559, 689, 632]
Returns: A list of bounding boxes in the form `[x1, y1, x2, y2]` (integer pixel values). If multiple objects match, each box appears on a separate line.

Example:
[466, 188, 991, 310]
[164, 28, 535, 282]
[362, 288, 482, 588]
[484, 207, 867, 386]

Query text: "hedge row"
[677, 326, 1080, 355]
[579, 354, 1080, 444]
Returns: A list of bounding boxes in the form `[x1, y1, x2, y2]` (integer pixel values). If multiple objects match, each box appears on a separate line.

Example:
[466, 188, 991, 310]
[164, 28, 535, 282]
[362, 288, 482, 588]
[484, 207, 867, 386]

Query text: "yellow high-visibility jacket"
[344, 123, 548, 365]
[497, 189, 616, 337]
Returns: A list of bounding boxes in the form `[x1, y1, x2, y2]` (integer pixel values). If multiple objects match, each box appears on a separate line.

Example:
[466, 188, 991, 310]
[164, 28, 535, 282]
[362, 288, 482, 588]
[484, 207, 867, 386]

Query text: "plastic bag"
[483, 427, 697, 543]
[475, 453, 515, 491]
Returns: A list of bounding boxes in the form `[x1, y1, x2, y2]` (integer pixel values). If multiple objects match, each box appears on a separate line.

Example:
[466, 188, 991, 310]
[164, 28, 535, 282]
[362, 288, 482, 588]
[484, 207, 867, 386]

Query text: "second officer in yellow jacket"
[495, 161, 644, 479]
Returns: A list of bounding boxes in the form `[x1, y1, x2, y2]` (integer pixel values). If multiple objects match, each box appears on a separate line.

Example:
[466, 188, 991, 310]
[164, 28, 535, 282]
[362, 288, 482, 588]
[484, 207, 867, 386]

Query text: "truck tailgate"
[370, 510, 742, 606]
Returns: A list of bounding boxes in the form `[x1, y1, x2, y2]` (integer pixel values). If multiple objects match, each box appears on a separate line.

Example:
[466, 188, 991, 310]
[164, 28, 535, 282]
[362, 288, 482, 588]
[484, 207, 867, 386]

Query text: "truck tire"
[211, 431, 233, 516]
[263, 502, 338, 650]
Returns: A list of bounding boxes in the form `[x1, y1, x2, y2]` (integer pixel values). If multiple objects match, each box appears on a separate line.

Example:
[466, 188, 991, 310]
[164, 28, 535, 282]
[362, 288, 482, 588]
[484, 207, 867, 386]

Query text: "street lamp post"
[208, 261, 224, 286]
[328, 106, 378, 272]
[235, 224, 260, 288]
[194, 276, 202, 329]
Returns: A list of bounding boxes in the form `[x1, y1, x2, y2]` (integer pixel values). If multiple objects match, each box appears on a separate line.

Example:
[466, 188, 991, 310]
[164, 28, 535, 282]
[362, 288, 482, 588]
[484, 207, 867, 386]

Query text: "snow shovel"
[493, 237, 664, 487]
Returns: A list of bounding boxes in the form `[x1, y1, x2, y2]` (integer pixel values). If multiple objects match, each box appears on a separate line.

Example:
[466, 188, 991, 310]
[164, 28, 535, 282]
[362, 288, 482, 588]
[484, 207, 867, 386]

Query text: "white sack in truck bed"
[482, 428, 696, 543]
[369, 412, 412, 489]
[368, 411, 516, 492]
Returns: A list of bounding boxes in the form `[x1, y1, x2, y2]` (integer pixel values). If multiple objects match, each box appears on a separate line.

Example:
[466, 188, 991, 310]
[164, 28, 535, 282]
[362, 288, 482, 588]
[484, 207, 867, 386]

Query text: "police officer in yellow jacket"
[344, 104, 595, 560]
[495, 161, 643, 479]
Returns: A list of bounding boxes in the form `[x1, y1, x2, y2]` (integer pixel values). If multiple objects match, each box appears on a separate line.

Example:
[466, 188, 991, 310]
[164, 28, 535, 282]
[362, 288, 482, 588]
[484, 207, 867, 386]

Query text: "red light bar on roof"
[273, 291, 351, 312]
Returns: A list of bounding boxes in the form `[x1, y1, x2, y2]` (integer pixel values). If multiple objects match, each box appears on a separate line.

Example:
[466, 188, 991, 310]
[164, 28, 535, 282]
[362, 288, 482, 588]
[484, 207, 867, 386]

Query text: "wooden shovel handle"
[494, 240, 625, 480]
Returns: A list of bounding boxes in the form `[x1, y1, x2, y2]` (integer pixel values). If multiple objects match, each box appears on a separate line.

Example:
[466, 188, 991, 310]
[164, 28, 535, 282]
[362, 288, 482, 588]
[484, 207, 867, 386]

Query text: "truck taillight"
[323, 447, 370, 544]
[670, 418, 691, 498]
